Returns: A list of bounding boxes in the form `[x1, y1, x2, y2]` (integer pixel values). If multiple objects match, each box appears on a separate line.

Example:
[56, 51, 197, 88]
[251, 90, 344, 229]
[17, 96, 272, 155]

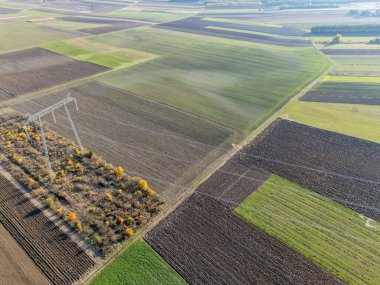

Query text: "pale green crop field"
[92, 27, 327, 133]
[236, 175, 380, 285]
[280, 100, 380, 144]
[0, 22, 74, 52]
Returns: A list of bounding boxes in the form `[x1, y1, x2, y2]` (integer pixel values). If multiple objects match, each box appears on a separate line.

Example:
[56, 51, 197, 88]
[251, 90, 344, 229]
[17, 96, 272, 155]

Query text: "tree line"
[311, 24, 380, 34]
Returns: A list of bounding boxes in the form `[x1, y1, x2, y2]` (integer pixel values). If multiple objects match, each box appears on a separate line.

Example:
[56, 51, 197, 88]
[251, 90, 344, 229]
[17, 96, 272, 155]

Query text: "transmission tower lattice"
[23, 96, 82, 181]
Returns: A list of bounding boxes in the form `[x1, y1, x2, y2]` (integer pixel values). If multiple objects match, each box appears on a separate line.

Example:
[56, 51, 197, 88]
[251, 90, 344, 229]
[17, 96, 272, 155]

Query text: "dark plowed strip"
[321, 49, 380, 55]
[0, 174, 95, 285]
[197, 159, 271, 204]
[239, 119, 380, 221]
[0, 47, 109, 101]
[0, 7, 19, 14]
[145, 193, 344, 285]
[301, 81, 380, 105]
[78, 22, 145, 35]
[157, 17, 310, 47]
[161, 17, 306, 37]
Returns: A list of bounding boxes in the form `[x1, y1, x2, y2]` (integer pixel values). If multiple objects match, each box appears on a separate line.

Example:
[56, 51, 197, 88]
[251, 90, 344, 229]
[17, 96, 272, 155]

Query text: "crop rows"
[0, 174, 95, 285]
[238, 119, 380, 221]
[301, 81, 380, 105]
[0, 48, 109, 100]
[236, 175, 380, 285]
[158, 17, 311, 46]
[146, 193, 344, 284]
[321, 49, 380, 55]
[14, 81, 239, 203]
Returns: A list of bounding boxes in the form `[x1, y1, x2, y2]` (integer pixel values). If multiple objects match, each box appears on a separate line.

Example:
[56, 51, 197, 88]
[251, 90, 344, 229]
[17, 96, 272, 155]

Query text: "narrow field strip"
[236, 175, 380, 285]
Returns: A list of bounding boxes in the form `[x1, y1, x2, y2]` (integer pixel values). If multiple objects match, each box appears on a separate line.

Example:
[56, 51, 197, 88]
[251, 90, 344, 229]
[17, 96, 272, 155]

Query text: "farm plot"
[145, 193, 344, 285]
[43, 38, 156, 69]
[0, 223, 50, 285]
[0, 47, 109, 101]
[90, 239, 186, 285]
[92, 27, 326, 132]
[0, 22, 76, 52]
[321, 49, 380, 55]
[222, 9, 380, 25]
[59, 16, 146, 35]
[13, 81, 240, 203]
[157, 17, 311, 46]
[301, 81, 380, 105]
[238, 119, 380, 221]
[0, 7, 19, 14]
[0, 173, 95, 285]
[236, 175, 380, 285]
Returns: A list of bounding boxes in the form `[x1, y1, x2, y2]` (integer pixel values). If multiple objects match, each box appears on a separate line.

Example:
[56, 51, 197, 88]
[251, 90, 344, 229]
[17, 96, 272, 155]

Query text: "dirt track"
[0, 223, 51, 285]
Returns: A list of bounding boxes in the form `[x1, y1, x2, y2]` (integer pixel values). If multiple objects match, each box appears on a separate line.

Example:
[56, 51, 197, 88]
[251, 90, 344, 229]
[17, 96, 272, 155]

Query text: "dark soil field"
[158, 17, 311, 47]
[145, 193, 344, 285]
[0, 7, 19, 14]
[301, 81, 380, 105]
[239, 119, 380, 221]
[197, 158, 270, 204]
[321, 49, 380, 55]
[13, 81, 240, 204]
[0, 173, 95, 285]
[60, 16, 147, 35]
[0, 48, 109, 101]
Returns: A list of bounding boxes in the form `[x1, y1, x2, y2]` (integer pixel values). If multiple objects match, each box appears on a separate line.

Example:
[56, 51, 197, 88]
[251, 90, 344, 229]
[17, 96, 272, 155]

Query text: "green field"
[323, 75, 380, 83]
[0, 22, 74, 52]
[236, 175, 380, 285]
[92, 27, 327, 132]
[90, 239, 187, 285]
[104, 9, 193, 22]
[280, 101, 380, 144]
[43, 38, 156, 68]
[202, 17, 282, 28]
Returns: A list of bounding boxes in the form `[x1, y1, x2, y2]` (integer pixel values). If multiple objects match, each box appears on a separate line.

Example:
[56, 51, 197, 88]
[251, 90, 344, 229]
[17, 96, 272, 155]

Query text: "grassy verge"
[236, 175, 380, 285]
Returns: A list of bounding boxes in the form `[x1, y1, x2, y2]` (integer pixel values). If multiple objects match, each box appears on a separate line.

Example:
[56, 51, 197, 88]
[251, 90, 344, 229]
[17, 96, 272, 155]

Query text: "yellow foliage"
[58, 140, 64, 144]
[56, 207, 63, 213]
[128, 217, 135, 223]
[139, 179, 148, 189]
[75, 148, 81, 155]
[34, 135, 41, 142]
[28, 178, 36, 185]
[118, 217, 125, 224]
[105, 193, 113, 201]
[75, 163, 81, 169]
[125, 228, 133, 237]
[68, 212, 77, 221]
[146, 188, 154, 197]
[115, 166, 124, 178]
[6, 141, 11, 146]
[117, 189, 123, 194]
[104, 220, 110, 226]
[135, 190, 142, 196]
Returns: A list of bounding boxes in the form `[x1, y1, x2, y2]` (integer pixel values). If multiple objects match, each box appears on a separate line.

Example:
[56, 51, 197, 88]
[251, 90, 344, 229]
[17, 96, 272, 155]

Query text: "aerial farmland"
[0, 0, 379, 284]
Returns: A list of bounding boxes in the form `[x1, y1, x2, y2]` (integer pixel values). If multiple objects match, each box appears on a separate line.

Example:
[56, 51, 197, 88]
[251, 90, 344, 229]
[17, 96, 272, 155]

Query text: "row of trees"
[349, 9, 380, 17]
[311, 24, 380, 34]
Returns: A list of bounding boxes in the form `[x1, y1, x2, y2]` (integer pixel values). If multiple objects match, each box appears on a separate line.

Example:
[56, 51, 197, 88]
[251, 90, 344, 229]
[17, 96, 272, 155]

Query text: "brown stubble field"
[0, 223, 51, 285]
[13, 81, 242, 204]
